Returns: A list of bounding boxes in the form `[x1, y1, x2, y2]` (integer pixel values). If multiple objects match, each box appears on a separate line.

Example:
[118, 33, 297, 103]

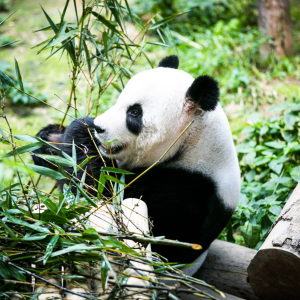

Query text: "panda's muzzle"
[99, 142, 125, 155]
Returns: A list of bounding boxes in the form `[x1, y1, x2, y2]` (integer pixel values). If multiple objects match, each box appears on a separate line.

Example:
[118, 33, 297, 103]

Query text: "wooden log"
[180, 286, 246, 300]
[193, 240, 259, 300]
[248, 182, 300, 300]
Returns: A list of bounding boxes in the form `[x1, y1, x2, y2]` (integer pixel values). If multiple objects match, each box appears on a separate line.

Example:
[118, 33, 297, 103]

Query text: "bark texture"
[258, 0, 293, 56]
[193, 240, 259, 300]
[248, 182, 300, 300]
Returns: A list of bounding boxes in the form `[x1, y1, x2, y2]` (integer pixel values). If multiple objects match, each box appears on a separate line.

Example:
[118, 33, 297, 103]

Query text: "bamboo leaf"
[81, 228, 99, 241]
[91, 12, 119, 34]
[101, 167, 133, 175]
[149, 12, 187, 30]
[112, 83, 122, 93]
[76, 156, 95, 171]
[147, 41, 170, 48]
[0, 125, 8, 141]
[97, 172, 106, 197]
[0, 40, 20, 48]
[42, 37, 74, 62]
[14, 58, 24, 91]
[3, 142, 43, 158]
[101, 260, 109, 293]
[107, 1, 123, 31]
[160, 25, 177, 54]
[0, 70, 15, 87]
[42, 29, 79, 51]
[37, 154, 75, 167]
[25, 163, 66, 180]
[40, 5, 59, 33]
[7, 265, 26, 282]
[60, 0, 70, 25]
[73, 0, 79, 24]
[123, 2, 144, 29]
[38, 198, 69, 222]
[57, 193, 67, 215]
[21, 234, 48, 241]
[3, 213, 50, 233]
[121, 67, 133, 78]
[49, 243, 102, 258]
[0, 8, 18, 26]
[43, 235, 59, 265]
[33, 23, 76, 33]
[0, 261, 10, 279]
[104, 175, 126, 185]
[71, 179, 97, 207]
[0, 219, 17, 239]
[83, 39, 91, 75]
[13, 135, 39, 143]
[72, 139, 77, 175]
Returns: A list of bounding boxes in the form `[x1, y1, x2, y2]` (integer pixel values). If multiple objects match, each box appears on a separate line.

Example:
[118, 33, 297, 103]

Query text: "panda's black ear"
[186, 75, 219, 111]
[158, 55, 179, 69]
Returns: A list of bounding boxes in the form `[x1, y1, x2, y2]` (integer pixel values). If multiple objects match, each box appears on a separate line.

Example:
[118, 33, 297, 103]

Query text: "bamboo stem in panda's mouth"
[99, 142, 125, 154]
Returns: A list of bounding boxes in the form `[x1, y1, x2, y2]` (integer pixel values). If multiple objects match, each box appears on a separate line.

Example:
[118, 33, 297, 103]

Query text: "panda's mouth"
[99, 142, 125, 155]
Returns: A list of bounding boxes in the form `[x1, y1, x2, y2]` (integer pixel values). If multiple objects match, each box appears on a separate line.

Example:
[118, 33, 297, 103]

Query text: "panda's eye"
[127, 104, 142, 118]
[129, 109, 139, 117]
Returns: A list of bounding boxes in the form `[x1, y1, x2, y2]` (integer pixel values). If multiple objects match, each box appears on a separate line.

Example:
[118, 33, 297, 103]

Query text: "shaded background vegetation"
[1, 0, 300, 251]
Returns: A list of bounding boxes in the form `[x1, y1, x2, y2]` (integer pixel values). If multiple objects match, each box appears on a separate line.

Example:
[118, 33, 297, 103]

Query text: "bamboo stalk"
[95, 230, 201, 250]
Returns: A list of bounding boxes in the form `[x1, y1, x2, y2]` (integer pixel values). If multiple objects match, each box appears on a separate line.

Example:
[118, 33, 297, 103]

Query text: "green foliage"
[0, 61, 48, 105]
[230, 99, 300, 248]
[0, 0, 10, 12]
[8, 84, 48, 105]
[175, 24, 300, 104]
[134, 0, 257, 28]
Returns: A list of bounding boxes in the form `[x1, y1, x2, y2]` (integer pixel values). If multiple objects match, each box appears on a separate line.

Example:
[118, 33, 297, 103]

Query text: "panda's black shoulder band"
[158, 55, 179, 69]
[186, 75, 219, 111]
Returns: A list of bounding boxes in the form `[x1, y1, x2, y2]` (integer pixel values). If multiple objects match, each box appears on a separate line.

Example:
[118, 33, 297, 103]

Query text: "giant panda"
[32, 55, 240, 275]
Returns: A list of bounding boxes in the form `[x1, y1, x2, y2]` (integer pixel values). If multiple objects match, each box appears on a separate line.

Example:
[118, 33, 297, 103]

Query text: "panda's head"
[94, 55, 220, 168]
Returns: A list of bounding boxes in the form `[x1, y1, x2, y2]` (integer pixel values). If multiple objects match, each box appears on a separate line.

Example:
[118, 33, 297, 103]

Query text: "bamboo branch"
[96, 230, 201, 250]
[7, 262, 98, 300]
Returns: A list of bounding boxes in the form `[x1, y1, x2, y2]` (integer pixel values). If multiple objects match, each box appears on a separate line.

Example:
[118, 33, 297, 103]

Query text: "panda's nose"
[94, 126, 105, 134]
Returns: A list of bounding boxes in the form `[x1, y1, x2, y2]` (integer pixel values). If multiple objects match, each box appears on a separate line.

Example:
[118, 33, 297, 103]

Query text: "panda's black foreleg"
[32, 118, 111, 197]
[57, 118, 107, 195]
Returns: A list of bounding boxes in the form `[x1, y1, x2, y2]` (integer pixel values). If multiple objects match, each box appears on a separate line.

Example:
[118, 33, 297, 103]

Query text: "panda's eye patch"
[126, 104, 143, 135]
[127, 104, 142, 117]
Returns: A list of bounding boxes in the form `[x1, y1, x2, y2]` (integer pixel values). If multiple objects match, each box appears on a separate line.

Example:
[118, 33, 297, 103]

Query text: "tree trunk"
[247, 182, 300, 300]
[258, 0, 293, 57]
[193, 240, 259, 300]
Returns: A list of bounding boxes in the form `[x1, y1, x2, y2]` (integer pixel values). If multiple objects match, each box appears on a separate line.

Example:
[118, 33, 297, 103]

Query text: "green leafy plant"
[228, 98, 300, 248]
[0, 60, 47, 106]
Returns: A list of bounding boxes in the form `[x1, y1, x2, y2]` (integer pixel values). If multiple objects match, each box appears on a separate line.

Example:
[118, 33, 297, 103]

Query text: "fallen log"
[248, 182, 300, 300]
[193, 240, 259, 300]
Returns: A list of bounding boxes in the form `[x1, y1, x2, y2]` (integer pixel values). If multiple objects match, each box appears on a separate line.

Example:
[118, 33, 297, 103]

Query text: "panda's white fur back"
[169, 103, 240, 209]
